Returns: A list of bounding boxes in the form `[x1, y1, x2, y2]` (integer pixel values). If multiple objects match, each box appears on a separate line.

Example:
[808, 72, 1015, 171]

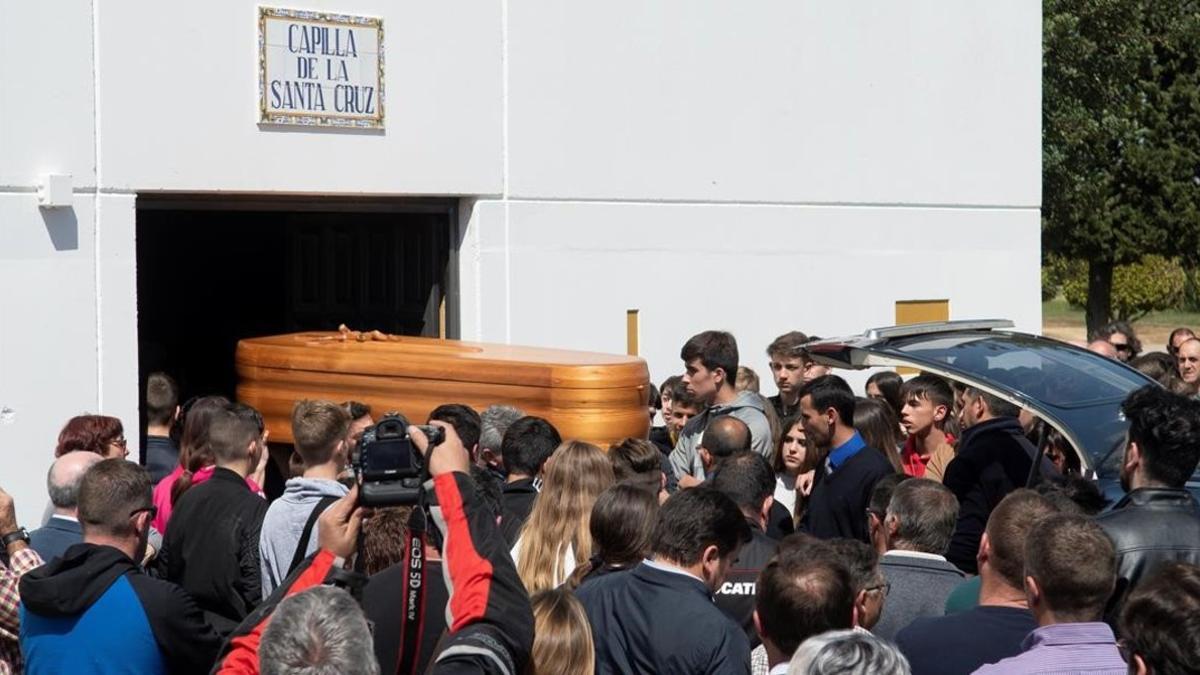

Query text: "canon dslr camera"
[353, 413, 444, 507]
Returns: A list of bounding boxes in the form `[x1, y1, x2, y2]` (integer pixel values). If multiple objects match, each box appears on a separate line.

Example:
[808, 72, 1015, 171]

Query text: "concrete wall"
[0, 0, 1041, 524]
[462, 0, 1043, 389]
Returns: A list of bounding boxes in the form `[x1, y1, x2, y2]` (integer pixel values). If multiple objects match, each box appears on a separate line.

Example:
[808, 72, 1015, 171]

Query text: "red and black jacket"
[212, 472, 533, 675]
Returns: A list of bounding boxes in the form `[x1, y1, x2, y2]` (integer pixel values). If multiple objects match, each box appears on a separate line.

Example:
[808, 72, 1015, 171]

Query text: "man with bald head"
[30, 451, 103, 560]
[1178, 338, 1200, 391]
[698, 416, 752, 476]
[1087, 339, 1119, 360]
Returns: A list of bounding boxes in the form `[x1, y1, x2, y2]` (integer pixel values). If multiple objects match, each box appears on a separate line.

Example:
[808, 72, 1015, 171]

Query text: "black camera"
[353, 413, 445, 507]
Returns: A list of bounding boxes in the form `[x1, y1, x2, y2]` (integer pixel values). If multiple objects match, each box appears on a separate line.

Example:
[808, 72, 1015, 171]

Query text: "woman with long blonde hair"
[529, 588, 595, 675]
[512, 441, 614, 593]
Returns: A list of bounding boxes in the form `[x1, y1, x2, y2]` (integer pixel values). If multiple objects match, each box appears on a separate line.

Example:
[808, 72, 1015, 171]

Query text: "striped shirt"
[972, 622, 1126, 674]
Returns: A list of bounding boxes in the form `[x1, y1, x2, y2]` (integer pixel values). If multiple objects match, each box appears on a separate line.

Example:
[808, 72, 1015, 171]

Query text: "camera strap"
[395, 499, 429, 675]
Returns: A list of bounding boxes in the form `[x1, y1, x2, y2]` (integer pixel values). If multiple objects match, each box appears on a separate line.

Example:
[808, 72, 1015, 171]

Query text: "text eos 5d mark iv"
[353, 414, 444, 507]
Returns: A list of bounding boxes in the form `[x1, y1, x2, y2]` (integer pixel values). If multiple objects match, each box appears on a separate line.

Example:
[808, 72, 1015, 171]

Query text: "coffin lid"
[236, 332, 650, 390]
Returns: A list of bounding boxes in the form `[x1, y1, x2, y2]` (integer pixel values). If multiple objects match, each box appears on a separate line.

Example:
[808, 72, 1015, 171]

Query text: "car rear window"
[882, 334, 1150, 408]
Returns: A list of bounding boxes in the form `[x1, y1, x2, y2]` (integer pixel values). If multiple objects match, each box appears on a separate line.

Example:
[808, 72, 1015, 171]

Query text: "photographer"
[214, 421, 534, 675]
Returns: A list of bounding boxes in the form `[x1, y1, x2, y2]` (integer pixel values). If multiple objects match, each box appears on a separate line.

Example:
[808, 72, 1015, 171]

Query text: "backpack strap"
[287, 495, 339, 576]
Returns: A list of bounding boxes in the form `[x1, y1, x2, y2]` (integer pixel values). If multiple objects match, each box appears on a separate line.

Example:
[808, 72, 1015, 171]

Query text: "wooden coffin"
[236, 332, 651, 448]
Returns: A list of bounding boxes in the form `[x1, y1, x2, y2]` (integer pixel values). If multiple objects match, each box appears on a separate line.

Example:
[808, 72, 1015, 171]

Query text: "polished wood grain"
[236, 332, 652, 447]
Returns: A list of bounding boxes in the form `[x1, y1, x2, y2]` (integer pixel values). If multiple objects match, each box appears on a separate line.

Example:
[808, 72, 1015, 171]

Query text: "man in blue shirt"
[799, 375, 895, 541]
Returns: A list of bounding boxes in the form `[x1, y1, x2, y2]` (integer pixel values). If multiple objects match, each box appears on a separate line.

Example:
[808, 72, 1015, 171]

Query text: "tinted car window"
[881, 334, 1148, 408]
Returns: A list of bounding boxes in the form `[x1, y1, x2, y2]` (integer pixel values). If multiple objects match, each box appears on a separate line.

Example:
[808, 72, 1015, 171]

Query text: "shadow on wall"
[40, 207, 78, 251]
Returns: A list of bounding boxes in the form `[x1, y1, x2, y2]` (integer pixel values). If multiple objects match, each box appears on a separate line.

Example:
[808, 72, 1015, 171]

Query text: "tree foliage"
[1060, 254, 1184, 321]
[1043, 1, 1200, 333]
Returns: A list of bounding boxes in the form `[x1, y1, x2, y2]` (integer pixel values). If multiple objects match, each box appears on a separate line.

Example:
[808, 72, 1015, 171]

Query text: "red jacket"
[213, 472, 532, 675]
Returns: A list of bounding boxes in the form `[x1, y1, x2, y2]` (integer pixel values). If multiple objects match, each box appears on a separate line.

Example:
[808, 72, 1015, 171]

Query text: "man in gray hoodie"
[670, 330, 773, 482]
[259, 399, 351, 596]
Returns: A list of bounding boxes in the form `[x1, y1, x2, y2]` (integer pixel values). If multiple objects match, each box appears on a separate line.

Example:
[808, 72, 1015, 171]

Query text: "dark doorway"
[136, 197, 456, 408]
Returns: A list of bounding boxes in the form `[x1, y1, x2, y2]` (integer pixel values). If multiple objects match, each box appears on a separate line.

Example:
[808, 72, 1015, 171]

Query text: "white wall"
[459, 201, 1042, 391]
[96, 2, 504, 195]
[0, 0, 1041, 524]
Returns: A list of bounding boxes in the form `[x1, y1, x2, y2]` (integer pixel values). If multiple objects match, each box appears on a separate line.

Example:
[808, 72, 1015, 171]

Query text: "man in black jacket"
[21, 459, 220, 674]
[943, 386, 1051, 573]
[1096, 385, 1200, 626]
[577, 488, 752, 674]
[799, 375, 895, 541]
[710, 451, 781, 646]
[159, 403, 269, 635]
[498, 416, 561, 544]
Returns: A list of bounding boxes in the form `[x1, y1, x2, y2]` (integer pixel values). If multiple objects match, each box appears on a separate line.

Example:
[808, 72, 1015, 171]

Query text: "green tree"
[1043, 1, 1200, 336]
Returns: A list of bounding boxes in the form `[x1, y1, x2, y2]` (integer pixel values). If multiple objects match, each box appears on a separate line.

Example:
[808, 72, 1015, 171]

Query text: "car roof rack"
[863, 319, 1014, 340]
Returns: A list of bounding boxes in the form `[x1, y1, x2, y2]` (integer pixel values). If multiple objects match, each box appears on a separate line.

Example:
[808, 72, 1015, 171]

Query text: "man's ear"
[173, 405, 182, 423]
[752, 609, 765, 640]
[1132, 653, 1149, 675]
[1125, 440, 1142, 471]
[760, 495, 775, 525]
[1024, 575, 1042, 609]
[933, 404, 948, 424]
[977, 531, 992, 568]
[856, 589, 870, 624]
[884, 513, 900, 542]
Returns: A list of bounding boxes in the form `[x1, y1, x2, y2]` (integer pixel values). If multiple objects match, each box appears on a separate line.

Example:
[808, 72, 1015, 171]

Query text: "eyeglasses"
[864, 581, 891, 597]
[110, 436, 128, 447]
[1109, 341, 1132, 353]
[129, 505, 158, 520]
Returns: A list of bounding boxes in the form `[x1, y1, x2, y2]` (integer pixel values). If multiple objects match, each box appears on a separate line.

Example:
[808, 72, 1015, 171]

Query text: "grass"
[1041, 297, 1200, 346]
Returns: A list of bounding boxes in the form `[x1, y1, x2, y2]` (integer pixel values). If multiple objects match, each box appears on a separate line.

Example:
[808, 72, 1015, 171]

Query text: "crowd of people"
[1, 324, 1200, 674]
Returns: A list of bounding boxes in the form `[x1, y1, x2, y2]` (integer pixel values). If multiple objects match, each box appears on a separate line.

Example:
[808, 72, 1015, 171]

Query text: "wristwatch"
[0, 528, 30, 548]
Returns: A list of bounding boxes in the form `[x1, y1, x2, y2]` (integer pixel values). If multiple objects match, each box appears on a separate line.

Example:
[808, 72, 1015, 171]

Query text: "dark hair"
[852, 398, 904, 472]
[647, 383, 661, 410]
[651, 488, 750, 566]
[669, 383, 704, 412]
[886, 478, 959, 555]
[1120, 562, 1200, 675]
[567, 484, 660, 588]
[772, 413, 804, 474]
[898, 374, 954, 417]
[429, 403, 482, 452]
[660, 375, 683, 401]
[1095, 320, 1141, 358]
[500, 416, 562, 478]
[1034, 474, 1108, 516]
[78, 458, 152, 537]
[468, 464, 503, 519]
[868, 473, 911, 519]
[680, 331, 739, 385]
[963, 386, 1021, 419]
[207, 404, 261, 465]
[825, 539, 881, 593]
[607, 438, 663, 495]
[171, 395, 230, 505]
[145, 372, 180, 427]
[700, 416, 750, 461]
[55, 415, 125, 457]
[756, 543, 855, 656]
[1168, 327, 1196, 356]
[865, 371, 904, 419]
[799, 375, 856, 426]
[342, 401, 372, 421]
[1121, 385, 1200, 488]
[1131, 352, 1178, 386]
[1024, 514, 1115, 622]
[709, 451, 774, 519]
[984, 489, 1059, 590]
[767, 331, 810, 359]
[360, 505, 412, 575]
